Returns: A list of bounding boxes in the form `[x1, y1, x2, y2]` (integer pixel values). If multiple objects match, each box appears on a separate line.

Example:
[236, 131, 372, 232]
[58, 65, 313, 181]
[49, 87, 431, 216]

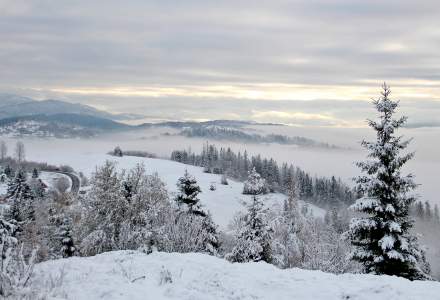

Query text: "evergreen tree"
[0, 217, 18, 296]
[47, 204, 76, 258]
[175, 170, 203, 215]
[199, 212, 220, 255]
[434, 204, 440, 223]
[113, 146, 123, 157]
[6, 170, 35, 225]
[80, 161, 126, 255]
[32, 168, 39, 179]
[0, 140, 7, 161]
[243, 167, 268, 195]
[3, 165, 13, 178]
[415, 201, 425, 220]
[272, 181, 304, 268]
[6, 170, 26, 201]
[228, 193, 272, 263]
[424, 201, 432, 221]
[174, 170, 220, 254]
[0, 172, 6, 183]
[0, 214, 37, 297]
[59, 216, 75, 258]
[346, 84, 430, 280]
[220, 173, 228, 185]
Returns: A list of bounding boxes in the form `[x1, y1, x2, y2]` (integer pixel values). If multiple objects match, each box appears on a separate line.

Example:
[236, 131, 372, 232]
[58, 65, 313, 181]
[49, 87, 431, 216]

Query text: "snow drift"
[33, 250, 440, 300]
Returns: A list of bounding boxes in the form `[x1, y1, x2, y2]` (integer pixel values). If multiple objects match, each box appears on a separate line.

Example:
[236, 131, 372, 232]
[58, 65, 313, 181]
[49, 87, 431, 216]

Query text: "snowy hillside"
[38, 153, 324, 228]
[33, 250, 440, 300]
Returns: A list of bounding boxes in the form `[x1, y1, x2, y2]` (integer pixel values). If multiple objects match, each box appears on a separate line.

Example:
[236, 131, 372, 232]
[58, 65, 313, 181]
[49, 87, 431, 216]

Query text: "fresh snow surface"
[15, 144, 325, 228]
[81, 155, 325, 228]
[33, 250, 440, 300]
[0, 182, 6, 196]
[39, 171, 72, 192]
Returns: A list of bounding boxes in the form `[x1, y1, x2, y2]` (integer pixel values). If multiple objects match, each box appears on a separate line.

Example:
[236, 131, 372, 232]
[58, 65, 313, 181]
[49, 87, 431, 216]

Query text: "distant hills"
[0, 114, 132, 138]
[0, 93, 146, 121]
[0, 94, 338, 148]
[0, 94, 35, 108]
[0, 94, 116, 120]
[0, 94, 141, 137]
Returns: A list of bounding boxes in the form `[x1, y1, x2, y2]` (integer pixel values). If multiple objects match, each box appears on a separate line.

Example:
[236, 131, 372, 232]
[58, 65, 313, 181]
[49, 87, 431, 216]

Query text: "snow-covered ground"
[0, 182, 7, 196]
[1, 146, 324, 228]
[83, 155, 325, 228]
[39, 171, 72, 192]
[0, 172, 72, 196]
[33, 250, 440, 300]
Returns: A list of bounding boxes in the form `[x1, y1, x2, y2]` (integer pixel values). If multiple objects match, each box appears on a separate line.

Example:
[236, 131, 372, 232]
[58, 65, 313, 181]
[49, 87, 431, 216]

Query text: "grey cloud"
[1, 0, 440, 126]
[1, 0, 440, 87]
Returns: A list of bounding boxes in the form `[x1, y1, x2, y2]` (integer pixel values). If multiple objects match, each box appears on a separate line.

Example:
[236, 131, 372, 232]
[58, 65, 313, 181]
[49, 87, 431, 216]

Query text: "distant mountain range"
[0, 93, 143, 121]
[0, 114, 131, 138]
[0, 94, 337, 148]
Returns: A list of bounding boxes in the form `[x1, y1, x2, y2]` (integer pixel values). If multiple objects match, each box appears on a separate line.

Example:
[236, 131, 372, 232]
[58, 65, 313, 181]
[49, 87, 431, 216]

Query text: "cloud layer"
[1, 0, 440, 126]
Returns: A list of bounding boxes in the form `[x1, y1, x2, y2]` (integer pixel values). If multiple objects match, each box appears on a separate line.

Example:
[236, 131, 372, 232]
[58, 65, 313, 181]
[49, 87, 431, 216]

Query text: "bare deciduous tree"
[0, 140, 7, 160]
[14, 141, 25, 163]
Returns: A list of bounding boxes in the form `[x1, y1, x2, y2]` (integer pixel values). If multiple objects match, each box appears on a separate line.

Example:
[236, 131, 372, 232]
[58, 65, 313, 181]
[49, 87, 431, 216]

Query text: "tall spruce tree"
[6, 170, 35, 225]
[346, 84, 430, 280]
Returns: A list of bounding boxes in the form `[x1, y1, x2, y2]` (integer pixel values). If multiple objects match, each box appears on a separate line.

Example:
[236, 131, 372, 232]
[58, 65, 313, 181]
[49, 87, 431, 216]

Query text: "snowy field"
[33, 250, 440, 300]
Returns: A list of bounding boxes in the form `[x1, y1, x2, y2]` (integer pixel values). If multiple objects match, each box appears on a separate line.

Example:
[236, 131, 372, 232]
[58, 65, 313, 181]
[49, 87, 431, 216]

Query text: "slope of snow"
[33, 250, 440, 300]
[70, 154, 325, 228]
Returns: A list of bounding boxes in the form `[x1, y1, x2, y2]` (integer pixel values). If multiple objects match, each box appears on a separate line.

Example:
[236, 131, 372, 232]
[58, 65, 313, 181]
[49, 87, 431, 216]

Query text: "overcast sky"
[1, 0, 440, 126]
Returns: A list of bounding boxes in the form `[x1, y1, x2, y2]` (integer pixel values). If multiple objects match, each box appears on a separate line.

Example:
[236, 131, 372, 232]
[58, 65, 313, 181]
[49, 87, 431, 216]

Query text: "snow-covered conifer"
[59, 216, 75, 258]
[243, 167, 268, 195]
[220, 173, 228, 185]
[4, 165, 13, 178]
[79, 161, 126, 255]
[6, 170, 35, 225]
[0, 140, 7, 160]
[0, 215, 36, 297]
[175, 170, 203, 215]
[31, 168, 39, 179]
[113, 146, 123, 157]
[227, 193, 272, 263]
[171, 170, 220, 254]
[271, 182, 304, 268]
[346, 84, 430, 280]
[119, 165, 169, 251]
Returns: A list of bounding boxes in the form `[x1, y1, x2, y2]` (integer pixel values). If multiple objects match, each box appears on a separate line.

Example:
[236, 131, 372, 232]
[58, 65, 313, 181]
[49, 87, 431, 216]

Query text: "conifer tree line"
[180, 126, 336, 148]
[412, 200, 440, 223]
[171, 143, 355, 207]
